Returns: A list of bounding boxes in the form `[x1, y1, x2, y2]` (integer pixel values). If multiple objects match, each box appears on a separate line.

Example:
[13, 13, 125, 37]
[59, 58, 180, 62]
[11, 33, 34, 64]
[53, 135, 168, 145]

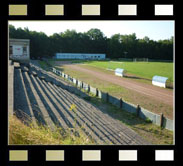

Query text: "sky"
[9, 21, 174, 41]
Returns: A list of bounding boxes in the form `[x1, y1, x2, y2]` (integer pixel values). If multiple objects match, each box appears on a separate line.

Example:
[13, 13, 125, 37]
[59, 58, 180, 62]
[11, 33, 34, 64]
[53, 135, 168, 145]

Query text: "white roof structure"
[115, 68, 125, 77]
[152, 75, 168, 88]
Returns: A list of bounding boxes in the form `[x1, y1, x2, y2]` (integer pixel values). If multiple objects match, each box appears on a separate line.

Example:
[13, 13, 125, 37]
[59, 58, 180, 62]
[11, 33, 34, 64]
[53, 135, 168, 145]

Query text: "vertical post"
[88, 84, 90, 93]
[96, 88, 98, 97]
[76, 79, 78, 86]
[81, 81, 83, 89]
[160, 113, 164, 128]
[136, 104, 140, 117]
[27, 63, 30, 69]
[120, 98, 123, 109]
[106, 93, 109, 102]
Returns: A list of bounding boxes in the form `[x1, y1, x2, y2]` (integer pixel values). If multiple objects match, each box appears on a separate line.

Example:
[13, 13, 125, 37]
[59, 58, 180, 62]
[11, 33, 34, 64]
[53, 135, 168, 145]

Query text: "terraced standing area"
[13, 62, 151, 145]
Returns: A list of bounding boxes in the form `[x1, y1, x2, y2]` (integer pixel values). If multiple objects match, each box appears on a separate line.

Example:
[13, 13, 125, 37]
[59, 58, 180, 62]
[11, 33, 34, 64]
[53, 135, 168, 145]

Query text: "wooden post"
[160, 113, 164, 128]
[81, 81, 83, 89]
[88, 84, 90, 93]
[120, 98, 123, 109]
[136, 104, 140, 117]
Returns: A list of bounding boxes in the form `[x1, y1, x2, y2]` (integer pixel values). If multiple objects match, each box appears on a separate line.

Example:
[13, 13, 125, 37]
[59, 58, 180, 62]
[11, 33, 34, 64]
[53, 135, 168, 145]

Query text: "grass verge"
[38, 61, 49, 70]
[9, 115, 95, 145]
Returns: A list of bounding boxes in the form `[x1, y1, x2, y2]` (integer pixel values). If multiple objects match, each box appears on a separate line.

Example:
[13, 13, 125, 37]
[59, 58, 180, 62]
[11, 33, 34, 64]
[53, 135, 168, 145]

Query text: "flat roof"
[9, 38, 30, 42]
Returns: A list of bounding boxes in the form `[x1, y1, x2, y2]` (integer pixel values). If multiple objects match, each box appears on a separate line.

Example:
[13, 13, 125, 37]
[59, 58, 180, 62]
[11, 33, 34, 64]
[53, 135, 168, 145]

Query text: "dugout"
[115, 68, 125, 77]
[9, 38, 30, 63]
[152, 75, 168, 88]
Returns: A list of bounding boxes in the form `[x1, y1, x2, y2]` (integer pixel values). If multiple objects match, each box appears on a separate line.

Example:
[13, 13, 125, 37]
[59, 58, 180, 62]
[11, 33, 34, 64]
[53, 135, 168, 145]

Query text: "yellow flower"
[69, 104, 77, 111]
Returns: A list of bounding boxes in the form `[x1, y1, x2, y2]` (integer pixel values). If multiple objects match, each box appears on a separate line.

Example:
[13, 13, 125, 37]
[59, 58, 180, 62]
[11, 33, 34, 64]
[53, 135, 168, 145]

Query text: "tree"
[9, 24, 173, 60]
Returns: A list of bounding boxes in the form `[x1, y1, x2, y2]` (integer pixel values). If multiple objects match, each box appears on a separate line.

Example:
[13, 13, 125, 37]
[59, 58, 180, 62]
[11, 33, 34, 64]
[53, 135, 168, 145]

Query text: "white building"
[9, 39, 30, 62]
[55, 53, 106, 60]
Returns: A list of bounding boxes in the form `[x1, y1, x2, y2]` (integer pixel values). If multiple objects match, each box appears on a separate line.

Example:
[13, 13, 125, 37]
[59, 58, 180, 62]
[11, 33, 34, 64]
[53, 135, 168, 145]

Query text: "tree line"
[9, 25, 173, 60]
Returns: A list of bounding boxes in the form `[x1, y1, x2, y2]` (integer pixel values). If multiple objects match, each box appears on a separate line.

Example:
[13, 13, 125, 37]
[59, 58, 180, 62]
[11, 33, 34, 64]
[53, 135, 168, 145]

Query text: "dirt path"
[65, 64, 173, 106]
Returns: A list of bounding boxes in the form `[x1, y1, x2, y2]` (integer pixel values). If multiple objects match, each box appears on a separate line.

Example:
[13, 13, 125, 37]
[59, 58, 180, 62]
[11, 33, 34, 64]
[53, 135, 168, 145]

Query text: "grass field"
[77, 60, 174, 83]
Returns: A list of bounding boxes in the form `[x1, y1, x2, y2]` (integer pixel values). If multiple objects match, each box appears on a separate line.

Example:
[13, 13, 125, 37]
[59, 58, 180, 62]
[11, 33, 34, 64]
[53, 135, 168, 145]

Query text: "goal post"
[133, 58, 148, 62]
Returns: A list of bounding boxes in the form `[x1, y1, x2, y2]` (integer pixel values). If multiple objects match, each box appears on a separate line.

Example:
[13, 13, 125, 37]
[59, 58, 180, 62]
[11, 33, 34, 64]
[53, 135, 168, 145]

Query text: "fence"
[51, 67, 174, 131]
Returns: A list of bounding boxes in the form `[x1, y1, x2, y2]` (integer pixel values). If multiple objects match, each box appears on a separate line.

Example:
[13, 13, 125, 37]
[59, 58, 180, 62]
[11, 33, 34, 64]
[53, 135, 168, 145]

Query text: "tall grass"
[9, 115, 95, 145]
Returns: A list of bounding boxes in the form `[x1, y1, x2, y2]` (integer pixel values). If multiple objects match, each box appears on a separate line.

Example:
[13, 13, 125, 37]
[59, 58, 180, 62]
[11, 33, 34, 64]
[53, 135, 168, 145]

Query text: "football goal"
[133, 58, 148, 62]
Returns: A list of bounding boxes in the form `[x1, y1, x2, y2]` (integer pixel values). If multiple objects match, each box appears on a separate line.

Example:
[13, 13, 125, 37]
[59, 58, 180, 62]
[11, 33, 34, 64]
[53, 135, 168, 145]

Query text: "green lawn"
[80, 61, 174, 83]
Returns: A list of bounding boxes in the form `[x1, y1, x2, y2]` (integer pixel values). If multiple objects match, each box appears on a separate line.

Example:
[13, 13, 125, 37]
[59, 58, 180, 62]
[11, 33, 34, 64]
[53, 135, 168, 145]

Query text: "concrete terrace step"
[54, 85, 141, 144]
[29, 74, 69, 130]
[47, 82, 112, 144]
[52, 85, 124, 144]
[14, 69, 37, 126]
[42, 81, 104, 144]
[21, 71, 56, 130]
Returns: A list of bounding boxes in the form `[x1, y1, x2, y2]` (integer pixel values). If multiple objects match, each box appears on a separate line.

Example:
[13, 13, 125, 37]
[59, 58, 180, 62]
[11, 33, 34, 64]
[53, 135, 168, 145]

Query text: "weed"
[145, 118, 152, 124]
[9, 114, 95, 145]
